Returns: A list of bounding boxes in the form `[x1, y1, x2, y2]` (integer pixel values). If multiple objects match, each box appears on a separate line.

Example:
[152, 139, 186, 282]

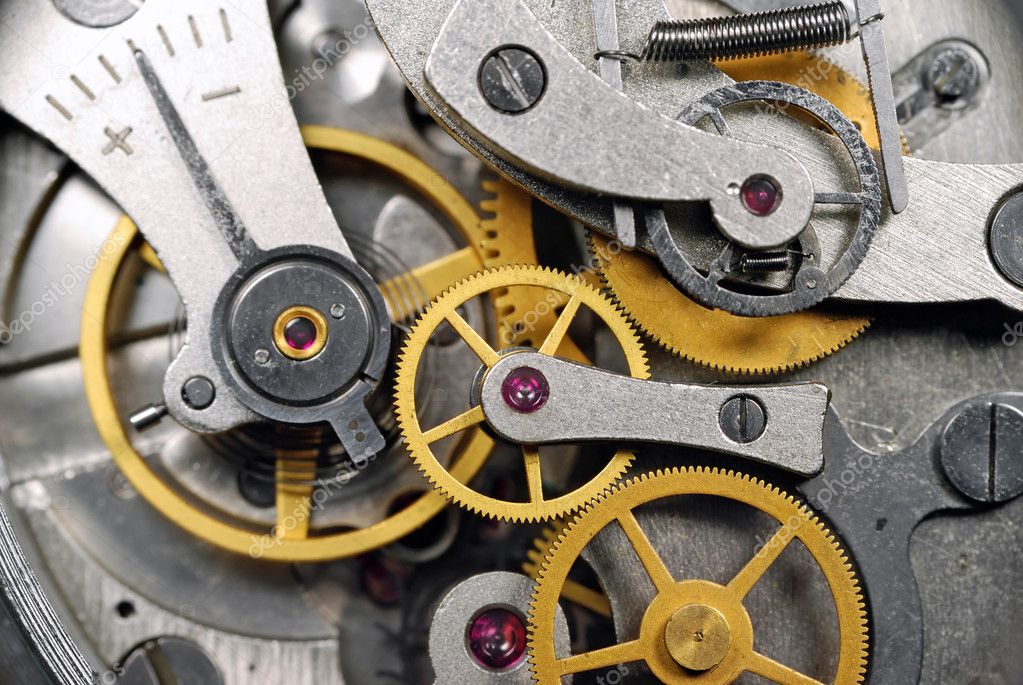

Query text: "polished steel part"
[649, 79, 882, 317]
[592, 0, 638, 248]
[428, 572, 570, 684]
[480, 351, 829, 476]
[424, 0, 818, 252]
[0, 0, 364, 435]
[368, 0, 1023, 312]
[856, 0, 909, 213]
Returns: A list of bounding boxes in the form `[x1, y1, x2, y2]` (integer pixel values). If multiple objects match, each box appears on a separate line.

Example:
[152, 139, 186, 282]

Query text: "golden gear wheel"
[394, 265, 650, 523]
[81, 127, 525, 562]
[528, 467, 869, 684]
[591, 53, 879, 375]
[591, 233, 871, 375]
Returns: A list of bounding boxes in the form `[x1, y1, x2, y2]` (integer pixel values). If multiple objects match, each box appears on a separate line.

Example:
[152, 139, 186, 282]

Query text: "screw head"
[329, 303, 346, 319]
[478, 46, 546, 114]
[254, 349, 271, 365]
[989, 191, 1023, 289]
[719, 395, 767, 444]
[940, 402, 1023, 504]
[926, 47, 982, 104]
[181, 376, 215, 410]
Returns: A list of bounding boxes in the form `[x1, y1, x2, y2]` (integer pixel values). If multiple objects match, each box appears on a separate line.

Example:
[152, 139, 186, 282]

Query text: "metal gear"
[591, 232, 870, 374]
[81, 127, 509, 562]
[592, 56, 879, 371]
[394, 265, 649, 523]
[528, 467, 868, 684]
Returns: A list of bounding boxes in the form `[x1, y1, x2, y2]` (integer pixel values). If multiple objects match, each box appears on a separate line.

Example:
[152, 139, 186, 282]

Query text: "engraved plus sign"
[102, 126, 134, 156]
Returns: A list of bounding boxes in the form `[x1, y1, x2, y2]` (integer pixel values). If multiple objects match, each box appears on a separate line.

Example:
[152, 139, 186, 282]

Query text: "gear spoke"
[423, 405, 486, 444]
[274, 457, 318, 540]
[523, 446, 545, 503]
[380, 247, 481, 321]
[728, 523, 797, 599]
[445, 310, 501, 367]
[617, 510, 675, 593]
[538, 292, 583, 356]
[555, 640, 645, 676]
[746, 650, 826, 685]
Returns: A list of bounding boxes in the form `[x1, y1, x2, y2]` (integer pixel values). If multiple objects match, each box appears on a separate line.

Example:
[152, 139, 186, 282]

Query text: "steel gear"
[394, 265, 649, 523]
[528, 467, 868, 684]
[592, 55, 879, 372]
[81, 127, 510, 562]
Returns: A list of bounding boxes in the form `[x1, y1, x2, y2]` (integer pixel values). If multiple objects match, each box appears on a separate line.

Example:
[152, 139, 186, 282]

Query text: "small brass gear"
[394, 265, 649, 522]
[592, 54, 879, 375]
[528, 467, 869, 684]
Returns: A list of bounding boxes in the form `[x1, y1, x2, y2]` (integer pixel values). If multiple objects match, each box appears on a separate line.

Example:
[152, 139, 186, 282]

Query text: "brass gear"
[81, 127, 516, 562]
[591, 233, 871, 375]
[528, 467, 868, 684]
[592, 54, 879, 375]
[394, 265, 649, 522]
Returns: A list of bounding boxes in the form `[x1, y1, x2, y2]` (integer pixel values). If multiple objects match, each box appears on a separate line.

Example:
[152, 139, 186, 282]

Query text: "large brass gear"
[528, 468, 869, 684]
[81, 127, 523, 562]
[394, 265, 649, 523]
[593, 53, 878, 375]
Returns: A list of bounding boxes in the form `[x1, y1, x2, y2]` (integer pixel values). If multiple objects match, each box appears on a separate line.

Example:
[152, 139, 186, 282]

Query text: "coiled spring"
[640, 1, 851, 62]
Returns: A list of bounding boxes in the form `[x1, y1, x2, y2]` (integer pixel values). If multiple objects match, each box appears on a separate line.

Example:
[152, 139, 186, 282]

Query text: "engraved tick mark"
[188, 15, 202, 48]
[219, 8, 233, 42]
[102, 126, 134, 156]
[46, 95, 73, 121]
[98, 55, 121, 84]
[157, 25, 175, 56]
[70, 75, 95, 101]
[201, 86, 241, 101]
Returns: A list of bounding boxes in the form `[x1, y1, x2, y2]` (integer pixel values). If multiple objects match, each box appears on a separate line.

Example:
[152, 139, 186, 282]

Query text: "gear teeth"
[527, 467, 869, 684]
[395, 265, 648, 523]
[588, 231, 871, 375]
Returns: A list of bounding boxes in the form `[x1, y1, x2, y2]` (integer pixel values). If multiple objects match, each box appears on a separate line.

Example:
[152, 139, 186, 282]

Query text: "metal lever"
[479, 352, 830, 476]
[632, 0, 908, 213]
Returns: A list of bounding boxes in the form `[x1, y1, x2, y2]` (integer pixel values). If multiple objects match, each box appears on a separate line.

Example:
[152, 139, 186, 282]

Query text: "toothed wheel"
[394, 265, 649, 522]
[589, 233, 871, 375]
[528, 468, 869, 684]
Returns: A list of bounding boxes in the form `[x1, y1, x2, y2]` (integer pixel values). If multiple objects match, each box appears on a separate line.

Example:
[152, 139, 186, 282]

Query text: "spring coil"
[739, 252, 792, 274]
[642, 1, 851, 62]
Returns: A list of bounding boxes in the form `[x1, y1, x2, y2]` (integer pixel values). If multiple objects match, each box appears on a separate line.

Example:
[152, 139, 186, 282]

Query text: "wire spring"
[640, 1, 851, 62]
[739, 252, 792, 274]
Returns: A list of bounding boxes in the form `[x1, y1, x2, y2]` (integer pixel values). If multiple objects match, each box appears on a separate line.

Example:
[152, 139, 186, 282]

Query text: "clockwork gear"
[81, 127, 507, 562]
[528, 467, 869, 684]
[590, 53, 878, 374]
[590, 232, 870, 374]
[394, 265, 649, 522]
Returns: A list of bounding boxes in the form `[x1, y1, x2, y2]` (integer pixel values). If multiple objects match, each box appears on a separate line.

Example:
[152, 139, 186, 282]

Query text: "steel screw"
[330, 303, 346, 319]
[181, 376, 215, 410]
[254, 348, 271, 365]
[926, 47, 982, 104]
[719, 395, 767, 444]
[940, 402, 1023, 504]
[478, 46, 546, 114]
[989, 191, 1023, 289]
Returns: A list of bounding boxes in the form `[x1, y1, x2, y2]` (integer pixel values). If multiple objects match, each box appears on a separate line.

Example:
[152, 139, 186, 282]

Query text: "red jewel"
[468, 608, 527, 670]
